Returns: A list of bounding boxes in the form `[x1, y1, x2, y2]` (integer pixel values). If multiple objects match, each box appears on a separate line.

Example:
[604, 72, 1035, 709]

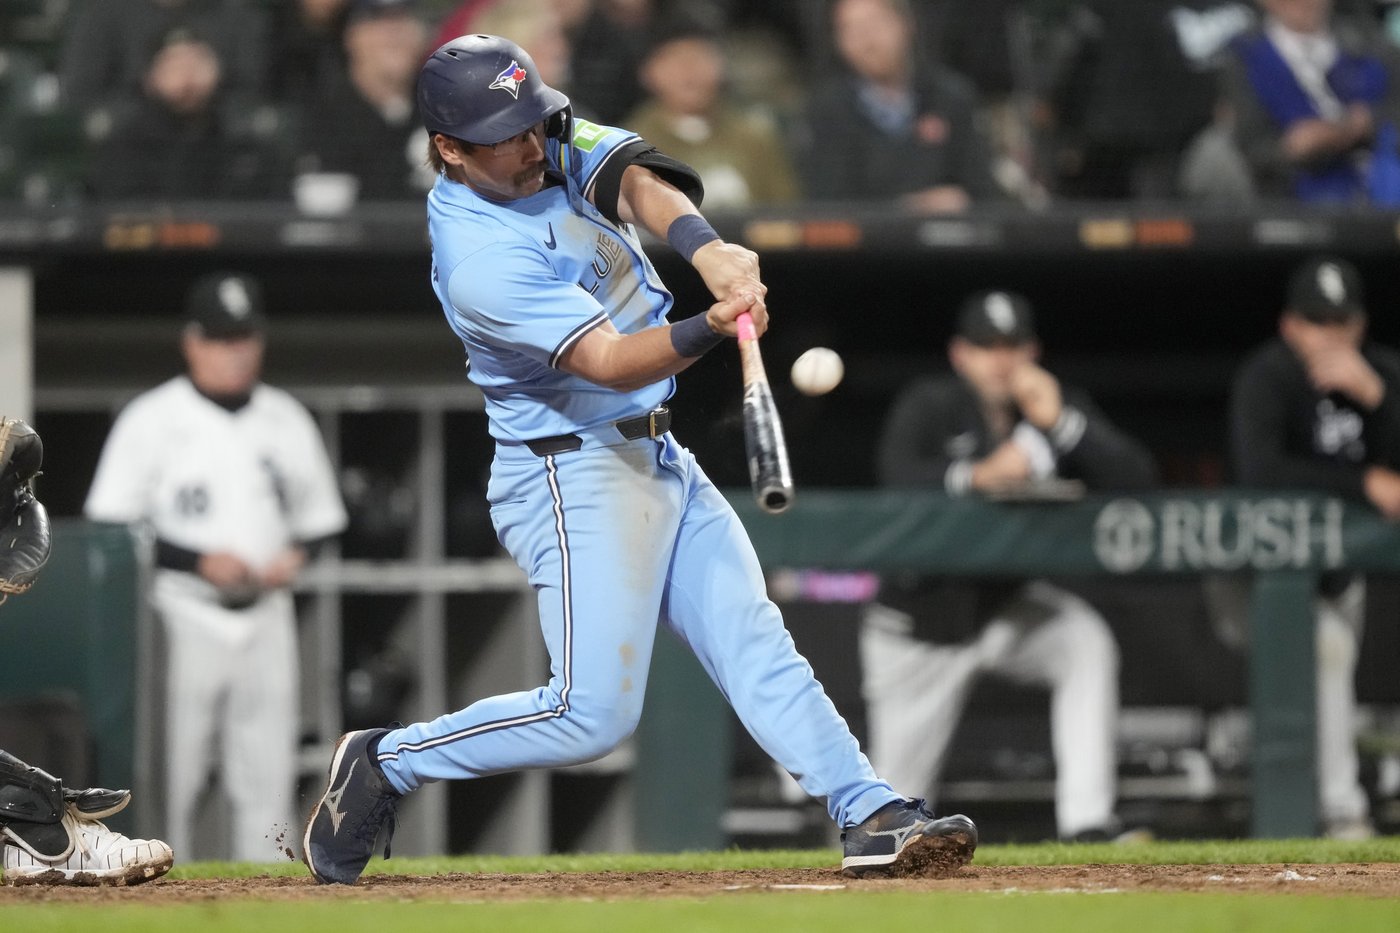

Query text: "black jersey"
[874, 373, 1157, 641]
[1229, 338, 1400, 498]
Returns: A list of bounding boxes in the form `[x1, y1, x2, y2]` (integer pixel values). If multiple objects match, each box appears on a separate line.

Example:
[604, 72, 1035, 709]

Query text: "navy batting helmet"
[418, 34, 570, 146]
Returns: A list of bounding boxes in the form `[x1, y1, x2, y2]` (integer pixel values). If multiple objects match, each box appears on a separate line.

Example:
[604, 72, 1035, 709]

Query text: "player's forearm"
[559, 324, 701, 391]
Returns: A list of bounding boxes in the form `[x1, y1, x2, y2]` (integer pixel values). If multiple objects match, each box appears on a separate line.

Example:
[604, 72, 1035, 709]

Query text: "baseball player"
[1219, 255, 1400, 838]
[861, 292, 1158, 842]
[1, 416, 174, 886]
[84, 276, 348, 862]
[303, 34, 977, 885]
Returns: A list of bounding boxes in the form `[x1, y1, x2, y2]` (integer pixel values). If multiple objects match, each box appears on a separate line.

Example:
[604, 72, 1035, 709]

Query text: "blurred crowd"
[4, 0, 1400, 211]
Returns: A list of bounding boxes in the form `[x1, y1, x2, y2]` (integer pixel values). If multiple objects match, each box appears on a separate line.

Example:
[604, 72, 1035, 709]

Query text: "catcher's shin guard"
[0, 417, 51, 598]
[0, 418, 42, 493]
[0, 750, 69, 859]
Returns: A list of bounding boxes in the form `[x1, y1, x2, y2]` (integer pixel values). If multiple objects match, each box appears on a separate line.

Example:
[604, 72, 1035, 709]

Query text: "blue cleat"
[302, 729, 400, 885]
[841, 799, 977, 878]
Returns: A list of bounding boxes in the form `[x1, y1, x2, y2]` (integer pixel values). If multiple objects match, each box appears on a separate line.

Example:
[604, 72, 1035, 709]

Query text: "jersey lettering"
[1314, 398, 1365, 459]
[591, 233, 623, 279]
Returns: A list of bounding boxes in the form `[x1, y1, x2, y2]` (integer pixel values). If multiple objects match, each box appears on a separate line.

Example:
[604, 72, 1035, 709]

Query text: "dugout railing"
[661, 488, 1400, 841]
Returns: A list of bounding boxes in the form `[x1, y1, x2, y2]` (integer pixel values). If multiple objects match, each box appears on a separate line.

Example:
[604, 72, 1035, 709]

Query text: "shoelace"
[59, 811, 98, 861]
[352, 793, 399, 861]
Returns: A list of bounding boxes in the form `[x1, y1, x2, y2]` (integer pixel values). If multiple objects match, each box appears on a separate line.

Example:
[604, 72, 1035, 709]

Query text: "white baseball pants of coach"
[1204, 574, 1370, 833]
[155, 573, 298, 862]
[860, 580, 1120, 839]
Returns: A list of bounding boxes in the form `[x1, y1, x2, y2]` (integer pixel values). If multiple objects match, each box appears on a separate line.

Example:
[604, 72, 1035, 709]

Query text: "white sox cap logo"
[1316, 263, 1347, 306]
[983, 292, 1018, 334]
[217, 278, 254, 320]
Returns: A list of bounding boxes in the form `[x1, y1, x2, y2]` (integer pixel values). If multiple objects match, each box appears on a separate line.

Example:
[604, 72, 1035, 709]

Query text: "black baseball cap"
[1287, 256, 1366, 323]
[185, 273, 266, 339]
[955, 290, 1036, 346]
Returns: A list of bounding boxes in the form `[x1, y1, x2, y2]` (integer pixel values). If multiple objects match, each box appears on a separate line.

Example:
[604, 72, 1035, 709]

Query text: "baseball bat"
[736, 311, 795, 514]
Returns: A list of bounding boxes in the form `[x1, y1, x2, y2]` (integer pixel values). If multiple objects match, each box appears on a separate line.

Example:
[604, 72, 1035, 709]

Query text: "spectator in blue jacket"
[1223, 0, 1400, 202]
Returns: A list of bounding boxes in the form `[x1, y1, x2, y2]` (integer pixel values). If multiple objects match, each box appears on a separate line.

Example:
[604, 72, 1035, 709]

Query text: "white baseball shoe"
[2, 810, 174, 886]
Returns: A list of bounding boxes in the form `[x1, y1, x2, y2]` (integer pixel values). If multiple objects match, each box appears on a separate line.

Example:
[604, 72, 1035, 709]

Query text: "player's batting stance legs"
[304, 437, 976, 882]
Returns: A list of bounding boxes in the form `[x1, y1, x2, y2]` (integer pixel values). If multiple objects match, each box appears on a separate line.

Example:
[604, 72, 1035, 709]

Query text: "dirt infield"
[5, 863, 1400, 903]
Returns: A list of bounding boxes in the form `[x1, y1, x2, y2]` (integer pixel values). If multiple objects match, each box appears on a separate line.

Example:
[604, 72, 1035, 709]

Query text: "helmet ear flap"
[545, 109, 567, 140]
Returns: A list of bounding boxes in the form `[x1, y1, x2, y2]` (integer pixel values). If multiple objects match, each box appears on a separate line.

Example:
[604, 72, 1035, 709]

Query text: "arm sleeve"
[1230, 356, 1368, 497]
[588, 139, 704, 223]
[154, 537, 200, 572]
[1050, 391, 1159, 490]
[875, 380, 972, 493]
[569, 118, 704, 221]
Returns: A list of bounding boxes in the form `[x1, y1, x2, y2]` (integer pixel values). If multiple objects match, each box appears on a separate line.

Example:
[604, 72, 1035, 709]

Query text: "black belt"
[524, 407, 671, 457]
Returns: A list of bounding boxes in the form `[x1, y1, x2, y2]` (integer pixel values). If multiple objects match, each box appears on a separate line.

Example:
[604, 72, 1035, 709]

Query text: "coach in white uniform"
[85, 273, 347, 861]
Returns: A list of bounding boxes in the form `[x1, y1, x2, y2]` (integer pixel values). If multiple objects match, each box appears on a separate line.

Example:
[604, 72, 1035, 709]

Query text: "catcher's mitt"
[0, 417, 51, 601]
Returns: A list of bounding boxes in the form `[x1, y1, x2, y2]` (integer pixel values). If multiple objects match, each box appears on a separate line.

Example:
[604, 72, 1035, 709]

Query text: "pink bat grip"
[736, 312, 757, 343]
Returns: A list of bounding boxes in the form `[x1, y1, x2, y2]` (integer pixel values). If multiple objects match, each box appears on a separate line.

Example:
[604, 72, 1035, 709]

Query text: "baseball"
[790, 347, 844, 396]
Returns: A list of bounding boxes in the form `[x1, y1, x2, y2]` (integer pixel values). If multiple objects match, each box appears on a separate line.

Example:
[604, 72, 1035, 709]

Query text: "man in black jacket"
[798, 0, 1002, 212]
[88, 28, 290, 201]
[861, 290, 1158, 842]
[1223, 254, 1400, 838]
[294, 0, 430, 201]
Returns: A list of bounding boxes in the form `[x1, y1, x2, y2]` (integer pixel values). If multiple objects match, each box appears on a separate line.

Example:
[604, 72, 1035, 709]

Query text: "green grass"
[168, 834, 1400, 879]
[9, 893, 1400, 933]
[6, 840, 1400, 933]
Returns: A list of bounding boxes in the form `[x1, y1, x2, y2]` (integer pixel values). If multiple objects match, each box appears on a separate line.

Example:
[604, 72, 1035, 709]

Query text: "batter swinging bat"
[736, 311, 795, 514]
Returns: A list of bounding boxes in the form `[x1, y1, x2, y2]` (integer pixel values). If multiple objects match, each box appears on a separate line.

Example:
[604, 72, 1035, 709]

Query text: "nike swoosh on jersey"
[544, 223, 557, 250]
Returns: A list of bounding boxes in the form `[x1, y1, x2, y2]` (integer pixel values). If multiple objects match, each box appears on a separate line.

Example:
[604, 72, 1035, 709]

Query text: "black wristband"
[154, 537, 201, 572]
[670, 313, 725, 358]
[666, 214, 720, 263]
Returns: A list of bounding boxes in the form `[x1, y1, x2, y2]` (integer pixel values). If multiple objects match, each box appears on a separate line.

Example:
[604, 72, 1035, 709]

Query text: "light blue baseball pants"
[374, 430, 900, 829]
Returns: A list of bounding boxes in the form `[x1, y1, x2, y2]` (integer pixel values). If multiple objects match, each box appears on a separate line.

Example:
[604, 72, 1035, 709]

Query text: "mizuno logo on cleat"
[869, 821, 919, 852]
[325, 759, 357, 833]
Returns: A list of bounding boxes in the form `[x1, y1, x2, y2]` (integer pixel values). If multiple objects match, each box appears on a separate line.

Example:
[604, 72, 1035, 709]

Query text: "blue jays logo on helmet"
[418, 34, 570, 145]
[489, 60, 528, 99]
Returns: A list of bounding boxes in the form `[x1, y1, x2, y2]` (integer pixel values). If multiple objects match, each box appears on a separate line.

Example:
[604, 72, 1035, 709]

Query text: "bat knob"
[759, 488, 793, 515]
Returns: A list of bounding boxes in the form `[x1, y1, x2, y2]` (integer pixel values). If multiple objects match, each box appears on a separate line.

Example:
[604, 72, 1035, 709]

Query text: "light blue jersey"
[376, 117, 901, 833]
[427, 120, 673, 444]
